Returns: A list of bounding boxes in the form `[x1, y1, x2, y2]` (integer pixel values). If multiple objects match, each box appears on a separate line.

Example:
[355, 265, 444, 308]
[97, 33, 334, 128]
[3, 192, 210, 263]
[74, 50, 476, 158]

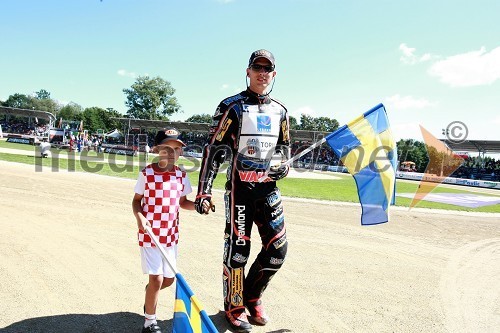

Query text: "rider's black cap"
[249, 49, 275, 67]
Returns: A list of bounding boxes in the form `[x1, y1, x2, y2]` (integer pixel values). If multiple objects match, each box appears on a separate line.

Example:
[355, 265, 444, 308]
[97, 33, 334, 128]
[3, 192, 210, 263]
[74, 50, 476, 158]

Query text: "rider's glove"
[195, 195, 215, 214]
[267, 164, 289, 181]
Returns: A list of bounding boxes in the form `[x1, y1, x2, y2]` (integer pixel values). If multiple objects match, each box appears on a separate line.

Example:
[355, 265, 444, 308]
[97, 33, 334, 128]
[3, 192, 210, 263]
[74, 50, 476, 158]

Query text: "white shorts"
[140, 244, 178, 278]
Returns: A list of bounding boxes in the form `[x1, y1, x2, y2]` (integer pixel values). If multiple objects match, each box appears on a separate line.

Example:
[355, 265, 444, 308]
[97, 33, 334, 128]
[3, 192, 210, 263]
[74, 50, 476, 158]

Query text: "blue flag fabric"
[326, 104, 397, 225]
[173, 273, 218, 333]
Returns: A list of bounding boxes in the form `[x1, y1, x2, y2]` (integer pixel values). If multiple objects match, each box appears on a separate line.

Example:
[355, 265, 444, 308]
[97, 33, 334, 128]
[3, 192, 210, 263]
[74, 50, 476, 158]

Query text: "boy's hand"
[136, 214, 151, 231]
[195, 195, 215, 214]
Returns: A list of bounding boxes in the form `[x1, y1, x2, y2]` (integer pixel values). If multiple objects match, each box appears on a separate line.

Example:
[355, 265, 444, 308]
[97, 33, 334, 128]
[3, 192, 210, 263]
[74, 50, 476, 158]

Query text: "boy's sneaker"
[245, 299, 269, 326]
[225, 308, 252, 332]
[141, 323, 162, 333]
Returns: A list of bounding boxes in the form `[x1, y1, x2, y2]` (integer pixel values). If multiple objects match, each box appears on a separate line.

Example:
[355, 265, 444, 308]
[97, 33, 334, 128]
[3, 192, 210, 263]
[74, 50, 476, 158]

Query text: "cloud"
[428, 46, 500, 87]
[384, 94, 436, 110]
[399, 43, 433, 65]
[290, 106, 316, 120]
[117, 69, 137, 78]
[217, 0, 234, 3]
[219, 84, 242, 93]
[55, 99, 70, 107]
[391, 122, 422, 141]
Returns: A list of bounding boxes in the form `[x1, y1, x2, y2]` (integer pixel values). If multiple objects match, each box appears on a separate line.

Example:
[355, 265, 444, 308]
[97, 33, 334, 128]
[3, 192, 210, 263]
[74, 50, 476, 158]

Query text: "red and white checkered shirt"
[134, 164, 192, 248]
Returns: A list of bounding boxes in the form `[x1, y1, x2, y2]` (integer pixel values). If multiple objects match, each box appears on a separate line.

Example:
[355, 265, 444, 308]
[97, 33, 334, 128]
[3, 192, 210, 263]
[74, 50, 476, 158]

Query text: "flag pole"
[146, 227, 219, 333]
[282, 137, 327, 167]
[144, 226, 179, 275]
[258, 137, 327, 182]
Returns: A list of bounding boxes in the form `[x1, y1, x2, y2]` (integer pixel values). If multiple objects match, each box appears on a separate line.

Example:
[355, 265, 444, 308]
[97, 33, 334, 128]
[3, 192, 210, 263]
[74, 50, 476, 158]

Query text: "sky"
[1, 0, 499, 152]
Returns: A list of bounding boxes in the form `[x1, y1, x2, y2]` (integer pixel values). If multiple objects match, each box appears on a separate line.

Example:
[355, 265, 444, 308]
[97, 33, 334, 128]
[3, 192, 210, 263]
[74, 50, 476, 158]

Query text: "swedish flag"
[173, 273, 218, 333]
[326, 104, 397, 225]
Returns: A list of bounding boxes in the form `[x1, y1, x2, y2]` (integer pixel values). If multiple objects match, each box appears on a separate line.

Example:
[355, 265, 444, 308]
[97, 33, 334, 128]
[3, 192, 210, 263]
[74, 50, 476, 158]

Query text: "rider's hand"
[195, 195, 215, 214]
[268, 164, 289, 181]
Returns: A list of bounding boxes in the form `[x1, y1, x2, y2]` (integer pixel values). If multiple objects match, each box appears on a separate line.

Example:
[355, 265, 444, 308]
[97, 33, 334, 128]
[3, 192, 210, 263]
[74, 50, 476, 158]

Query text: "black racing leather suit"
[196, 88, 290, 314]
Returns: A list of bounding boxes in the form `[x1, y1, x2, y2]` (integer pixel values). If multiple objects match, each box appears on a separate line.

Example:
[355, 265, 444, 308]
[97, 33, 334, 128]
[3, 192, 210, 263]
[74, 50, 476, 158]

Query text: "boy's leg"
[160, 277, 174, 289]
[143, 275, 163, 332]
[140, 244, 177, 332]
[145, 274, 163, 315]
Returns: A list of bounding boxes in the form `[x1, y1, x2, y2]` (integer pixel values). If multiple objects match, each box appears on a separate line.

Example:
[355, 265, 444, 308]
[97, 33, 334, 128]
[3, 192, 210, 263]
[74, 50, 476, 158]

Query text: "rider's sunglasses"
[249, 64, 275, 73]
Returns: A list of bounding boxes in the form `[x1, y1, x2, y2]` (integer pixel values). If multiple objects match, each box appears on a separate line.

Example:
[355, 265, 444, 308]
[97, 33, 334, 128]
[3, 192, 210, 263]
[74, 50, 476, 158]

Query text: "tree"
[80, 107, 122, 133]
[297, 114, 339, 132]
[315, 116, 339, 132]
[298, 114, 315, 131]
[105, 108, 124, 131]
[2, 91, 59, 115]
[33, 98, 59, 114]
[185, 114, 212, 123]
[396, 139, 428, 172]
[289, 115, 298, 130]
[58, 102, 83, 121]
[35, 89, 51, 100]
[3, 93, 36, 109]
[123, 76, 181, 120]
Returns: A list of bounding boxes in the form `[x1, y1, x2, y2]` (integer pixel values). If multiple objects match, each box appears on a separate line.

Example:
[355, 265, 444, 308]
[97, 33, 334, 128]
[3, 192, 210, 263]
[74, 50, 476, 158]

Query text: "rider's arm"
[196, 102, 237, 198]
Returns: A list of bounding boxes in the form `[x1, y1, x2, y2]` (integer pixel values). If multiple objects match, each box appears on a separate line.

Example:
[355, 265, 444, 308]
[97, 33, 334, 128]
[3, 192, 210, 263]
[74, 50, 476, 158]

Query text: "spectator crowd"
[2, 118, 499, 181]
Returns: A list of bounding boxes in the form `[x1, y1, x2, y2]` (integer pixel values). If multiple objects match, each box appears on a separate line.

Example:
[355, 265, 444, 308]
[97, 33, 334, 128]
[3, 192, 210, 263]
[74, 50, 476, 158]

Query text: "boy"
[132, 128, 195, 333]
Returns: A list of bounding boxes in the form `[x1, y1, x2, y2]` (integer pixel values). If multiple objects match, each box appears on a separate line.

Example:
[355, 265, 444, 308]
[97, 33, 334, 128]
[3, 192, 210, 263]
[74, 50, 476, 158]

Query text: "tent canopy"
[104, 129, 123, 138]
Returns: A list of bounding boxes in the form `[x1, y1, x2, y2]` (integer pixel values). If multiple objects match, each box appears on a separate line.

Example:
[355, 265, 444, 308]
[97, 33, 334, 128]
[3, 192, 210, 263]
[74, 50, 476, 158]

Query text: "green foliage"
[58, 102, 84, 121]
[3, 90, 57, 114]
[2, 93, 36, 109]
[35, 89, 51, 100]
[317, 116, 339, 132]
[289, 115, 298, 129]
[80, 107, 122, 133]
[104, 108, 123, 131]
[33, 97, 59, 115]
[396, 139, 428, 172]
[185, 114, 212, 123]
[298, 114, 315, 130]
[123, 76, 181, 120]
[297, 114, 339, 132]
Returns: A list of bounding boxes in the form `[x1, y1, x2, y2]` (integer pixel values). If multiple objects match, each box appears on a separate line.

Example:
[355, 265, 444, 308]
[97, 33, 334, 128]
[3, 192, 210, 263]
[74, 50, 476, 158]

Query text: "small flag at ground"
[173, 273, 218, 333]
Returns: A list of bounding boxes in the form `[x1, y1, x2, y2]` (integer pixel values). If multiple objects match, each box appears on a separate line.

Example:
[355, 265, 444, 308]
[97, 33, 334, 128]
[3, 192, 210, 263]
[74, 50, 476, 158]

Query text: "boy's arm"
[179, 196, 195, 210]
[132, 193, 149, 231]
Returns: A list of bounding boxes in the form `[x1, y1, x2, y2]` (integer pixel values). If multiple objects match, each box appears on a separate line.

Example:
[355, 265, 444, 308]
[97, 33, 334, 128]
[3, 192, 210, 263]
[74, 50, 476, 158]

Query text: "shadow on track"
[0, 311, 293, 333]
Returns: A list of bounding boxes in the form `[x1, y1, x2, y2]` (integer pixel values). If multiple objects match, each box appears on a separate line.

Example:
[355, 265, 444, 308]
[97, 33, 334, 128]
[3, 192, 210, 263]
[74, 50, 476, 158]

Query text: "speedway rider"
[195, 49, 290, 332]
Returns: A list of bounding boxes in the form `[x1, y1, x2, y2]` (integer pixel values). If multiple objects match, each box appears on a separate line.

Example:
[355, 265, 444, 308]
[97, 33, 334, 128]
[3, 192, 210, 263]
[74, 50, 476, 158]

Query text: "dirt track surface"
[0, 160, 499, 333]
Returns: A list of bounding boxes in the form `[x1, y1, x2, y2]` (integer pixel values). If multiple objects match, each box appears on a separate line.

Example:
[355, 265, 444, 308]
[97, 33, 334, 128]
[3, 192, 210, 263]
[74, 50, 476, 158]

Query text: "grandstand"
[111, 117, 337, 167]
[0, 106, 56, 142]
[440, 138, 500, 155]
[439, 139, 500, 182]
[0, 106, 56, 135]
[0, 106, 56, 126]
[1, 108, 498, 180]
[111, 117, 330, 143]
